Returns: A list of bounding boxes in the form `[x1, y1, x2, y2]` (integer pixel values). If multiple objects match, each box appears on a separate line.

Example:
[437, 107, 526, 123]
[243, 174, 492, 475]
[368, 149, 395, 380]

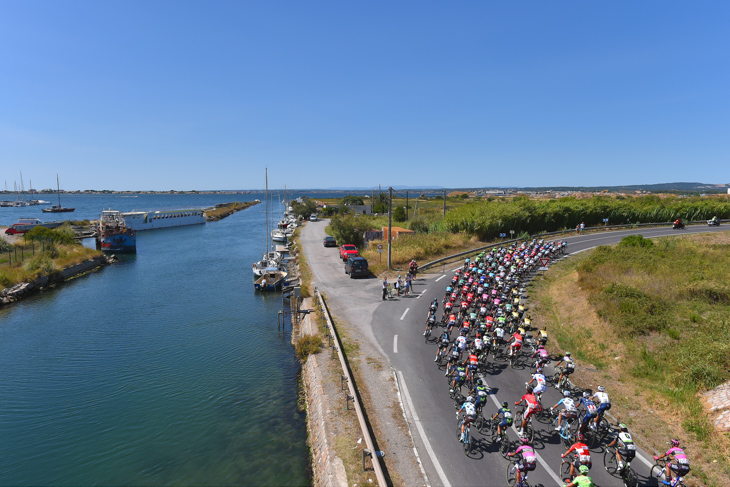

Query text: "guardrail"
[419, 219, 725, 271]
[314, 288, 388, 486]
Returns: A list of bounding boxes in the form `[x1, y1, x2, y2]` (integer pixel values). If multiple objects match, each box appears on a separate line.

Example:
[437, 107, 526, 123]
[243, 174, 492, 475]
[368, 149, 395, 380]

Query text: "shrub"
[0, 239, 12, 253]
[26, 224, 76, 245]
[295, 334, 323, 361]
[393, 206, 406, 222]
[23, 255, 56, 274]
[619, 234, 654, 248]
[409, 218, 430, 234]
[329, 214, 374, 248]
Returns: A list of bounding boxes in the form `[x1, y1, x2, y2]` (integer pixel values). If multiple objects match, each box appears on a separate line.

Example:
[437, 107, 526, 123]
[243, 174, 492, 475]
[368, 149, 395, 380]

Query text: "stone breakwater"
[0, 255, 116, 306]
[293, 298, 348, 487]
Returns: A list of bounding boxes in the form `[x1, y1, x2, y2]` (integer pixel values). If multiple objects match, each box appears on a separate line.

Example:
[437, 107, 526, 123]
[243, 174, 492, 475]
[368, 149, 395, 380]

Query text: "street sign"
[539, 258, 550, 267]
[377, 244, 383, 253]
[499, 233, 506, 238]
[539, 266, 549, 271]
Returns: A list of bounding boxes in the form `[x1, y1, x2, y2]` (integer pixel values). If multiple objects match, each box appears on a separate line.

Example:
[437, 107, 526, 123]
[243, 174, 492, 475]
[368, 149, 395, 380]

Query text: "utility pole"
[443, 190, 447, 218]
[405, 191, 408, 221]
[388, 187, 393, 270]
[371, 188, 374, 214]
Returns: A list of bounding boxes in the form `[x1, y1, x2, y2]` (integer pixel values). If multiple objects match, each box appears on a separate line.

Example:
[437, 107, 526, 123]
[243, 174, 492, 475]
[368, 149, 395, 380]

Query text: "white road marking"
[435, 275, 446, 282]
[478, 374, 563, 486]
[393, 335, 398, 353]
[451, 267, 461, 273]
[397, 371, 452, 487]
[400, 308, 410, 320]
[392, 371, 431, 487]
[417, 289, 427, 299]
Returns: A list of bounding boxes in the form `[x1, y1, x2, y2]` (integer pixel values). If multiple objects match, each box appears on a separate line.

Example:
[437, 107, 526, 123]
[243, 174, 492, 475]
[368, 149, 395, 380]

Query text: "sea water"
[0, 194, 310, 485]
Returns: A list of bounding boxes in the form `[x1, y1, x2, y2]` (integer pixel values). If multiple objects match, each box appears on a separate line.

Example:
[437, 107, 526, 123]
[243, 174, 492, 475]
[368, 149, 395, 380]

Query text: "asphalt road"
[302, 222, 727, 487]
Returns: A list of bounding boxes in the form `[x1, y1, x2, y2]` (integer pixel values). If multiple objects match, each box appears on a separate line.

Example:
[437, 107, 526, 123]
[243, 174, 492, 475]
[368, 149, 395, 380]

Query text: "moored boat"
[42, 175, 75, 213]
[121, 209, 206, 231]
[97, 210, 136, 253]
[4, 218, 65, 235]
[254, 269, 287, 292]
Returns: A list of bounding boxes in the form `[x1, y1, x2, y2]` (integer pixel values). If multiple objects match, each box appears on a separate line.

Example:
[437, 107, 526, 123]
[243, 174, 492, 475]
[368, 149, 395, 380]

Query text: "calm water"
[0, 195, 310, 485]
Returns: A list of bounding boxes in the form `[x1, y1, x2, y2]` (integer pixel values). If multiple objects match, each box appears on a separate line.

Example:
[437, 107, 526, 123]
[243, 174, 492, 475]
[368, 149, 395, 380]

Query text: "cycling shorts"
[454, 376, 465, 384]
[499, 418, 512, 428]
[562, 410, 577, 420]
[582, 411, 596, 422]
[670, 463, 690, 475]
[596, 402, 611, 415]
[468, 364, 477, 372]
[464, 414, 476, 424]
[563, 367, 574, 375]
[524, 405, 539, 420]
[618, 448, 635, 461]
[518, 461, 537, 472]
[573, 458, 591, 469]
[512, 343, 522, 350]
[533, 385, 546, 395]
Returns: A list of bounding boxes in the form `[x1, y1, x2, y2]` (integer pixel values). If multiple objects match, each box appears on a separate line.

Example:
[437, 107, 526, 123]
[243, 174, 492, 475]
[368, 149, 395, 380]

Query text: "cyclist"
[463, 349, 479, 384]
[446, 313, 457, 334]
[606, 423, 636, 473]
[563, 433, 591, 479]
[472, 337, 485, 362]
[578, 392, 598, 435]
[443, 286, 453, 303]
[444, 344, 461, 377]
[591, 386, 611, 429]
[531, 344, 549, 369]
[551, 390, 578, 432]
[515, 386, 540, 436]
[527, 366, 547, 400]
[456, 396, 477, 441]
[654, 439, 690, 483]
[423, 314, 436, 336]
[449, 363, 467, 396]
[429, 298, 438, 315]
[507, 437, 537, 485]
[555, 351, 575, 387]
[434, 330, 450, 362]
[455, 330, 468, 353]
[563, 465, 593, 487]
[470, 378, 489, 414]
[507, 329, 523, 358]
[491, 401, 513, 442]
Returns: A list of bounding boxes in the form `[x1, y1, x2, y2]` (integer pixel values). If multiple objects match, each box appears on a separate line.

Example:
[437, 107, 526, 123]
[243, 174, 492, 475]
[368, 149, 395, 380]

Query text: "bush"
[342, 195, 364, 206]
[295, 334, 323, 361]
[329, 214, 374, 248]
[23, 255, 56, 274]
[0, 239, 12, 253]
[393, 206, 406, 222]
[620, 234, 654, 248]
[409, 218, 430, 234]
[26, 224, 77, 245]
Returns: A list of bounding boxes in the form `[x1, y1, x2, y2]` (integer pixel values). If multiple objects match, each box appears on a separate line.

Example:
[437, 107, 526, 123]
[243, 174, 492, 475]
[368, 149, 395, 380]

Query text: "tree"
[393, 206, 406, 222]
[342, 195, 364, 206]
[290, 198, 318, 219]
[328, 214, 374, 248]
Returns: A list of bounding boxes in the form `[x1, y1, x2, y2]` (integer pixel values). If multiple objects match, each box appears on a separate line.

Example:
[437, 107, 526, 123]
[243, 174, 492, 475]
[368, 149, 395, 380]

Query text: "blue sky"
[1, 1, 728, 191]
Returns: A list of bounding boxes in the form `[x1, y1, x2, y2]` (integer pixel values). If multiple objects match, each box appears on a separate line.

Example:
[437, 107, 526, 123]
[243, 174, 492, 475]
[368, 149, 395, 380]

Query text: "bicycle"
[559, 454, 574, 483]
[456, 417, 472, 456]
[489, 417, 510, 457]
[604, 446, 638, 487]
[549, 409, 578, 449]
[514, 405, 535, 443]
[651, 458, 687, 487]
[506, 459, 532, 487]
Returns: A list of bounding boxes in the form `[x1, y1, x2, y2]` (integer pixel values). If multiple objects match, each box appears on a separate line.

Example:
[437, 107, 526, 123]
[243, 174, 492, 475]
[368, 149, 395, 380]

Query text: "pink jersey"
[666, 447, 689, 465]
[515, 445, 536, 464]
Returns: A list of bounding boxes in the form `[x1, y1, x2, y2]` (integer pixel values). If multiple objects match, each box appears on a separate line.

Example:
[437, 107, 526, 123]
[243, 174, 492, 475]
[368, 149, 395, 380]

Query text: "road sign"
[539, 266, 549, 271]
[499, 233, 506, 238]
[377, 244, 383, 253]
[539, 258, 550, 267]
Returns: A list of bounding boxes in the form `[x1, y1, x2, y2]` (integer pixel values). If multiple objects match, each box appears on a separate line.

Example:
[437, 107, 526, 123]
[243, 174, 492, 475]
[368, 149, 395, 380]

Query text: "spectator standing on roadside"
[580, 222, 585, 232]
[382, 278, 388, 300]
[405, 274, 412, 295]
[395, 275, 401, 296]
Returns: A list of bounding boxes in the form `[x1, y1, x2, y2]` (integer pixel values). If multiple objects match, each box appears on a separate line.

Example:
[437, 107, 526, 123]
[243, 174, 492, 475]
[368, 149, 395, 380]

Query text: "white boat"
[252, 251, 283, 277]
[271, 228, 288, 242]
[121, 209, 206, 230]
[254, 269, 288, 292]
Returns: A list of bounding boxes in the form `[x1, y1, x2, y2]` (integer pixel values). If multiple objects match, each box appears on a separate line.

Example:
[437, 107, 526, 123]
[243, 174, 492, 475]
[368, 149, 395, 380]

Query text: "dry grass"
[530, 233, 730, 487]
[0, 242, 100, 288]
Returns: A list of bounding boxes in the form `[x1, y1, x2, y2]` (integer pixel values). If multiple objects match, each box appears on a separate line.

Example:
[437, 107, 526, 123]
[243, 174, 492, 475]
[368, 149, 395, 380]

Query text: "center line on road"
[417, 288, 427, 299]
[393, 335, 398, 353]
[435, 275, 446, 282]
[400, 308, 410, 320]
[478, 374, 563, 486]
[451, 267, 461, 273]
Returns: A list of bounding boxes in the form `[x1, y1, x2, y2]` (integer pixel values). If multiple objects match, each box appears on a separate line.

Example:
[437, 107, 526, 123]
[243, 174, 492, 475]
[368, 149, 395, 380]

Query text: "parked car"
[344, 256, 369, 278]
[309, 214, 318, 221]
[339, 244, 359, 261]
[323, 236, 337, 247]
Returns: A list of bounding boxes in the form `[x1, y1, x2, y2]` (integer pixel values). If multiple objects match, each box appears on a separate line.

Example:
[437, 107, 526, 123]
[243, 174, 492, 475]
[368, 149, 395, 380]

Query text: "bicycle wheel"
[650, 464, 666, 486]
[506, 461, 518, 487]
[463, 429, 471, 455]
[623, 466, 639, 487]
[523, 422, 534, 443]
[597, 416, 610, 439]
[559, 459, 572, 482]
[500, 432, 510, 458]
[584, 428, 597, 449]
[604, 448, 618, 475]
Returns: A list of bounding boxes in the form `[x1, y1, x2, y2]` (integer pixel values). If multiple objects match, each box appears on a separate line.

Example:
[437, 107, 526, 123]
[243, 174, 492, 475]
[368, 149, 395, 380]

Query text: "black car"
[323, 236, 337, 247]
[344, 256, 369, 278]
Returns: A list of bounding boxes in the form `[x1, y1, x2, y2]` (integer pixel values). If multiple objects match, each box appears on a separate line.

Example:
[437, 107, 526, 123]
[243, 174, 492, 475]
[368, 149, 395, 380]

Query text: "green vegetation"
[341, 195, 364, 206]
[290, 197, 318, 219]
[205, 201, 258, 221]
[0, 226, 100, 289]
[294, 333, 323, 361]
[328, 214, 376, 248]
[438, 195, 730, 240]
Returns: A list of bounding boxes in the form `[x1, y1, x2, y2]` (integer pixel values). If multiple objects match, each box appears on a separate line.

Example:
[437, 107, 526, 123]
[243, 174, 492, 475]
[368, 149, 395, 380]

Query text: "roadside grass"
[361, 232, 483, 276]
[290, 227, 312, 298]
[530, 232, 730, 487]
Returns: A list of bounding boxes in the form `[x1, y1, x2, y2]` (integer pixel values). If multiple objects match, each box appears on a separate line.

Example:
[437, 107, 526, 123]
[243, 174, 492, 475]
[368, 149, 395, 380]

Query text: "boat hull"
[122, 209, 205, 231]
[99, 233, 137, 253]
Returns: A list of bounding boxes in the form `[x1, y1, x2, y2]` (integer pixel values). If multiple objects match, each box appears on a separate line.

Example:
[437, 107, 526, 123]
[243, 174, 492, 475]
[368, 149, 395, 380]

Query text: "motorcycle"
[673, 222, 685, 230]
[707, 220, 721, 227]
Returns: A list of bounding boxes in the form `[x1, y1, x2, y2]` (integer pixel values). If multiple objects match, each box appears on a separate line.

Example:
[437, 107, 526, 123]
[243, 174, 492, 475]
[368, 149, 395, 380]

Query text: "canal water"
[0, 195, 310, 485]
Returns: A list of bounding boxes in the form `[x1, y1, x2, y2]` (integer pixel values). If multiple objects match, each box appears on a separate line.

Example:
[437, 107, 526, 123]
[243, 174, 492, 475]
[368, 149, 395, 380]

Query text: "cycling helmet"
[466, 395, 475, 403]
[671, 439, 680, 447]
[619, 423, 628, 432]
[578, 465, 589, 474]
[398, 275, 401, 278]
[565, 351, 571, 357]
[476, 378, 483, 386]
[563, 391, 571, 397]
[583, 392, 590, 398]
[535, 366, 543, 374]
[576, 433, 584, 441]
[521, 437, 530, 445]
[502, 401, 509, 408]
[538, 344, 545, 349]
[597, 386, 605, 392]
[526, 386, 534, 394]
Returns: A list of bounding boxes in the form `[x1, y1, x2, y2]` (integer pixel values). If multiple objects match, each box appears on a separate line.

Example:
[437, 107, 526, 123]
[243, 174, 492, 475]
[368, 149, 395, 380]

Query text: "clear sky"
[1, 1, 728, 191]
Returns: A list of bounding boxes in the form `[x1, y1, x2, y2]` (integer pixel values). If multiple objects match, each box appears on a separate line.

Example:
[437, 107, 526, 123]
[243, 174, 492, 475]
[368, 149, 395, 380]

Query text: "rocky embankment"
[0, 254, 117, 306]
[205, 201, 260, 221]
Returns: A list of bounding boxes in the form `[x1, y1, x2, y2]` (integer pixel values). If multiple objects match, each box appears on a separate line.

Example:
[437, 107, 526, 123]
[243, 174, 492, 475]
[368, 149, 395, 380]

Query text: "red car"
[339, 244, 359, 261]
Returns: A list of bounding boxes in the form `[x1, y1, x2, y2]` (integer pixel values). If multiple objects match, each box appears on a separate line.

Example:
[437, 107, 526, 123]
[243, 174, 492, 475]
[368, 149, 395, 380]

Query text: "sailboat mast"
[265, 168, 269, 254]
[56, 174, 61, 207]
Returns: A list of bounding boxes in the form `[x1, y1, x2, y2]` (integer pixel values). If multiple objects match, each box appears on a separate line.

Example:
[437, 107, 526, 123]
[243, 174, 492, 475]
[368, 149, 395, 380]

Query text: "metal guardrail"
[315, 289, 387, 487]
[419, 219, 726, 271]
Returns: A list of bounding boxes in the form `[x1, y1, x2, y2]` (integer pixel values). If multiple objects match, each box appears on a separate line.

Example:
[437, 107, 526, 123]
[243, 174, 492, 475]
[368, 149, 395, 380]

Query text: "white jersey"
[561, 397, 577, 412]
[474, 338, 484, 350]
[456, 336, 467, 350]
[594, 391, 610, 404]
[533, 373, 546, 387]
[462, 402, 476, 416]
[563, 357, 575, 369]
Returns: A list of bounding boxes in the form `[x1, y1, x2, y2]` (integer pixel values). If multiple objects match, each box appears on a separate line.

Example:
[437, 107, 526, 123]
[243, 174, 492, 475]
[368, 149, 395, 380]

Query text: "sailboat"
[252, 168, 283, 278]
[42, 174, 75, 213]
